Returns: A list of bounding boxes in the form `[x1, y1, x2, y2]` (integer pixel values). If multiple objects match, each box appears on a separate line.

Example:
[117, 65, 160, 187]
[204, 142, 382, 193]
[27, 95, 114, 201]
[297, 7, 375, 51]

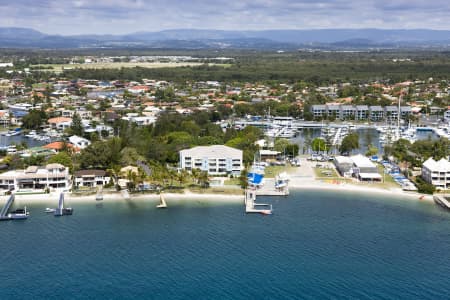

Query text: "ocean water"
[1, 190, 450, 299]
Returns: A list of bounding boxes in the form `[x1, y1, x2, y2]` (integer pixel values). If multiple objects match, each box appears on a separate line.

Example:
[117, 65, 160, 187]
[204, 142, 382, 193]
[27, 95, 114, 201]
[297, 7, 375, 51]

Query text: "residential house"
[421, 157, 450, 190]
[74, 170, 110, 188]
[0, 163, 70, 192]
[48, 117, 72, 130]
[69, 135, 91, 149]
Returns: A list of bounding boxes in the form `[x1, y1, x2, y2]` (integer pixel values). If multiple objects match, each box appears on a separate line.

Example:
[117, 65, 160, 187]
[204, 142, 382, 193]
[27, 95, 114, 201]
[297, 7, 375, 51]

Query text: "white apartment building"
[0, 163, 71, 192]
[421, 157, 450, 190]
[179, 145, 243, 176]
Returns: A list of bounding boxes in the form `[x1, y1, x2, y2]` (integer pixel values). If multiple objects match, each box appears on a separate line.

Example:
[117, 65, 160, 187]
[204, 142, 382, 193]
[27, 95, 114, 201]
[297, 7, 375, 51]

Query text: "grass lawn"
[224, 178, 241, 186]
[313, 167, 338, 178]
[264, 165, 294, 178]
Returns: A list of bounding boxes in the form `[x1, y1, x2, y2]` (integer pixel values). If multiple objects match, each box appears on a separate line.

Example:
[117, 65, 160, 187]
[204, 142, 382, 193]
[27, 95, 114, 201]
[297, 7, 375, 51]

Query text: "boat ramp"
[433, 195, 450, 210]
[54, 193, 73, 216]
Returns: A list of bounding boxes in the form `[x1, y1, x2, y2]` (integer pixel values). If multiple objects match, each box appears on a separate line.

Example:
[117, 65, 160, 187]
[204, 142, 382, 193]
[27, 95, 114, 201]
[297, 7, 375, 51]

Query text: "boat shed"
[351, 154, 382, 182]
[333, 156, 354, 176]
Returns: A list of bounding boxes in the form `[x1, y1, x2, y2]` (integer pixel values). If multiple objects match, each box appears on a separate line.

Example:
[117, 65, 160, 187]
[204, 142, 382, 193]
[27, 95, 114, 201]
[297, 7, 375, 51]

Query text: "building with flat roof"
[179, 145, 243, 175]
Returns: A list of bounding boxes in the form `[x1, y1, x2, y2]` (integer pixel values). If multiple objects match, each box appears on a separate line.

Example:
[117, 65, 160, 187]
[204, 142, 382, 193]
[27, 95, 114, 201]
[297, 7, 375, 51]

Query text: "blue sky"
[1, 0, 450, 35]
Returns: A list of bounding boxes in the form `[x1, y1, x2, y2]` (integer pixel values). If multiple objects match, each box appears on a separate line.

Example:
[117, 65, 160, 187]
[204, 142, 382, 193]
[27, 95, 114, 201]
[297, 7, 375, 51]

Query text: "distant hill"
[1, 27, 450, 49]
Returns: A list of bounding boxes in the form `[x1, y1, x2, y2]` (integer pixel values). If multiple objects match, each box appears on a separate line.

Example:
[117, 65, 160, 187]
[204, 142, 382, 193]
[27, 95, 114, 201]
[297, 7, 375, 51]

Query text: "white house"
[0, 163, 70, 192]
[179, 145, 243, 176]
[74, 170, 110, 188]
[421, 157, 450, 190]
[69, 135, 91, 149]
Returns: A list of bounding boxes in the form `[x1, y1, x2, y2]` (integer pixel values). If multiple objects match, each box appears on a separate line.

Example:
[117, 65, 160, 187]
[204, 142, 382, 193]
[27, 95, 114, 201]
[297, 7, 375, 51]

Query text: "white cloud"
[0, 0, 449, 34]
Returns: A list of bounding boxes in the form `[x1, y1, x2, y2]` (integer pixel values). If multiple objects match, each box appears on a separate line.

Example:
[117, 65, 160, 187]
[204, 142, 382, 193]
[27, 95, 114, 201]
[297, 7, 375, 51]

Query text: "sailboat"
[157, 192, 167, 208]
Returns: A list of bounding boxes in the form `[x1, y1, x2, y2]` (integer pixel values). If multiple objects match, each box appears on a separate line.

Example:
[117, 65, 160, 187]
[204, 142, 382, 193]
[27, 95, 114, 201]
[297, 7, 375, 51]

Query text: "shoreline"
[7, 190, 245, 205]
[3, 183, 435, 206]
[289, 183, 434, 202]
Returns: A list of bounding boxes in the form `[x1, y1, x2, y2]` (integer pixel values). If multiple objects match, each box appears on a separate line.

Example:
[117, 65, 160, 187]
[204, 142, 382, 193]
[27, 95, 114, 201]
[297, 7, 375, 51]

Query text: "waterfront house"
[179, 145, 243, 176]
[0, 163, 70, 192]
[48, 117, 72, 131]
[74, 170, 110, 188]
[421, 157, 450, 190]
[43, 141, 80, 153]
[69, 135, 91, 149]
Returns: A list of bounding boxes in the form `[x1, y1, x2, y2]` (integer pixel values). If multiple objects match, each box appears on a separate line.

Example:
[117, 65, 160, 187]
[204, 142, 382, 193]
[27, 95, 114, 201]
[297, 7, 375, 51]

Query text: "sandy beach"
[288, 158, 434, 202]
[6, 190, 245, 206]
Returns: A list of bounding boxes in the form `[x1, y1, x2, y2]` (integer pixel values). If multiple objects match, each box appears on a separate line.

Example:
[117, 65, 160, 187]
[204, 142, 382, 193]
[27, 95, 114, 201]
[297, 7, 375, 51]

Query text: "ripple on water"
[0, 190, 449, 299]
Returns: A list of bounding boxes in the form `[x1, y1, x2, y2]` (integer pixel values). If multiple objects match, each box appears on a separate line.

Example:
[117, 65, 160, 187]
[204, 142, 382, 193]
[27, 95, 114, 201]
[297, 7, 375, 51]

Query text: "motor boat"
[45, 208, 56, 213]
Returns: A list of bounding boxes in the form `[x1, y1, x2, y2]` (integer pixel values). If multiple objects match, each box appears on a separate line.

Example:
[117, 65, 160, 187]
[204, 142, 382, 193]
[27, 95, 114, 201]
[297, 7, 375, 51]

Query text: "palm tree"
[198, 171, 209, 188]
[177, 169, 188, 187]
[191, 168, 200, 185]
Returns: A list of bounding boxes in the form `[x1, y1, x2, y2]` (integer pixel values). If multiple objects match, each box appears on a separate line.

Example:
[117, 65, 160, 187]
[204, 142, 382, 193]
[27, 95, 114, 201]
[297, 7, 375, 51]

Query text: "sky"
[1, 0, 450, 35]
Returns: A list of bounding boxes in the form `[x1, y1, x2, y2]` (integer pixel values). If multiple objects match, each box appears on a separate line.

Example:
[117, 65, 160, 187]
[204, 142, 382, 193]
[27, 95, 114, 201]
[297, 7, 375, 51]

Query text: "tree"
[47, 152, 73, 172]
[365, 145, 379, 157]
[70, 112, 84, 136]
[177, 169, 189, 186]
[311, 138, 329, 153]
[198, 171, 209, 188]
[22, 110, 47, 130]
[239, 169, 248, 189]
[339, 133, 359, 155]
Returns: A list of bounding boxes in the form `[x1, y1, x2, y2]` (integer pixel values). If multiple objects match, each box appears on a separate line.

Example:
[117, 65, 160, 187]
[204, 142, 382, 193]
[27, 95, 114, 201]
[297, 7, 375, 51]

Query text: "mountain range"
[1, 27, 450, 49]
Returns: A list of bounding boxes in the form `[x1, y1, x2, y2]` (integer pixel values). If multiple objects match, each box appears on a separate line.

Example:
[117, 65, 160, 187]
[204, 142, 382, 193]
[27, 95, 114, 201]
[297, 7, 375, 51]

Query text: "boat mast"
[397, 90, 402, 140]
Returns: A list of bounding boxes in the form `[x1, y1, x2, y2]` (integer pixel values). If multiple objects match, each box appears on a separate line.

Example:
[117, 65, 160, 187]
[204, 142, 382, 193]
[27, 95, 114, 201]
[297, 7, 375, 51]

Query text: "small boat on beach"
[95, 186, 103, 201]
[157, 193, 167, 208]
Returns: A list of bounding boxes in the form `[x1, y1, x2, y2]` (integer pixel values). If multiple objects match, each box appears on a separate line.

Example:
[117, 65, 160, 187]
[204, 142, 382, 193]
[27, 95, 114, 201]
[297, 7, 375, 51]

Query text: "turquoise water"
[1, 190, 450, 299]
